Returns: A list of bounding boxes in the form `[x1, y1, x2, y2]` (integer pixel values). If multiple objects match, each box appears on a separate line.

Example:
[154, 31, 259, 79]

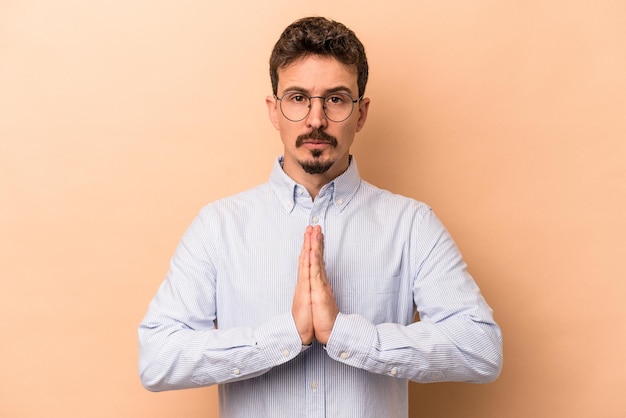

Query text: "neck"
[282, 157, 349, 200]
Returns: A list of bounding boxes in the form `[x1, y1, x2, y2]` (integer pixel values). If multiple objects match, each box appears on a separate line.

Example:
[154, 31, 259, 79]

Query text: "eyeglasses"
[274, 92, 362, 123]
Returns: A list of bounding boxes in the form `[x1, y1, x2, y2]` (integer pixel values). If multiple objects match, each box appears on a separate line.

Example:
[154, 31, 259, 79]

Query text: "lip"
[301, 141, 331, 150]
[301, 140, 331, 146]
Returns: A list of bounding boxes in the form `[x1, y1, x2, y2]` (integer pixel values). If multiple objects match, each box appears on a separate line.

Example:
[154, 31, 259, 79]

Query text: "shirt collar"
[270, 156, 361, 213]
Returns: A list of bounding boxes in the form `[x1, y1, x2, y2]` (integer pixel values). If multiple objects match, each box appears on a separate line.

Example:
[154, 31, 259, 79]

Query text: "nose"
[305, 97, 328, 129]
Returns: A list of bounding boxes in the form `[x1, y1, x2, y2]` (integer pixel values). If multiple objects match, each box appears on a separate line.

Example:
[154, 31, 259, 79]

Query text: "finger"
[316, 225, 324, 253]
[298, 228, 312, 282]
[308, 227, 338, 345]
[301, 226, 312, 251]
[310, 226, 323, 254]
[293, 228, 314, 344]
[310, 229, 327, 285]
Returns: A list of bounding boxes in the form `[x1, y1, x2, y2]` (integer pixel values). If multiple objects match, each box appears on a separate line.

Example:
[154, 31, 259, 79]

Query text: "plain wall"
[1, 1, 625, 417]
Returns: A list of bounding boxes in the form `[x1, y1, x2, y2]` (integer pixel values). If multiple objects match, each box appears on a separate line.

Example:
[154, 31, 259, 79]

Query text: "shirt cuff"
[255, 312, 304, 366]
[324, 312, 377, 368]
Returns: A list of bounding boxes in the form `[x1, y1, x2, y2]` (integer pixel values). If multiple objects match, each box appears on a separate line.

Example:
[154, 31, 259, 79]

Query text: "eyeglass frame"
[273, 92, 363, 123]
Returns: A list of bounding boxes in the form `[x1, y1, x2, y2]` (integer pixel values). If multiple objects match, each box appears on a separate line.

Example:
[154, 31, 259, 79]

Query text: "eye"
[286, 93, 308, 103]
[327, 95, 345, 105]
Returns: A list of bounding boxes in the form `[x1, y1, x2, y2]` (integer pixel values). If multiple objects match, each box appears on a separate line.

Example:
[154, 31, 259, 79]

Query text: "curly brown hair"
[269, 17, 369, 98]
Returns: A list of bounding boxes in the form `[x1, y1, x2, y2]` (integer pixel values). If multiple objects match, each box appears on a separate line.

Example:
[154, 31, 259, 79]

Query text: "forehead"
[277, 55, 358, 94]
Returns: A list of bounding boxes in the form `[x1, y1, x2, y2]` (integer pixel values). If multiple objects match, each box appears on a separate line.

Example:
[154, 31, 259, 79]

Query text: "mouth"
[301, 139, 332, 145]
[300, 140, 332, 153]
[296, 129, 337, 148]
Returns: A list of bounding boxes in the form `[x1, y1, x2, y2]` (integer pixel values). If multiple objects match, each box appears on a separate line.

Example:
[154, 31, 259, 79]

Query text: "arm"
[319, 210, 503, 383]
[138, 214, 303, 391]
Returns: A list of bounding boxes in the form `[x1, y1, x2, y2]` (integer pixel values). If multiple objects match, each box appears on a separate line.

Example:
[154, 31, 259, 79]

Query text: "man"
[139, 16, 502, 418]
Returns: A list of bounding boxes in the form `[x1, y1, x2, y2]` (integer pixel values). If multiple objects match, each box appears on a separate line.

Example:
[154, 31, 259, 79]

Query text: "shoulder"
[197, 182, 272, 219]
[357, 180, 432, 218]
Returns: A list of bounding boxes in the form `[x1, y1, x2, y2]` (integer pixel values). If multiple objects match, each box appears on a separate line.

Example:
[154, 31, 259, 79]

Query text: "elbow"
[468, 333, 503, 383]
[138, 325, 178, 392]
[139, 361, 167, 392]
[140, 377, 162, 393]
[138, 351, 211, 392]
[141, 379, 162, 392]
[471, 351, 502, 383]
[138, 345, 180, 392]
[488, 346, 503, 382]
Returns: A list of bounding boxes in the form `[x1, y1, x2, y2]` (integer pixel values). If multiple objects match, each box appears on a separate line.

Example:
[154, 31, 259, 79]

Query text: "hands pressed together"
[292, 225, 339, 345]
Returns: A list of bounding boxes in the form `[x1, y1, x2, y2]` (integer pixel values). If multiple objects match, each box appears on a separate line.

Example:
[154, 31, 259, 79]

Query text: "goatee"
[296, 128, 337, 174]
[300, 158, 334, 174]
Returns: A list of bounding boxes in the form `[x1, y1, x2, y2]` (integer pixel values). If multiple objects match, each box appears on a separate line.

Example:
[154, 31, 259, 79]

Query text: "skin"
[265, 55, 370, 345]
[266, 55, 370, 199]
[294, 225, 337, 345]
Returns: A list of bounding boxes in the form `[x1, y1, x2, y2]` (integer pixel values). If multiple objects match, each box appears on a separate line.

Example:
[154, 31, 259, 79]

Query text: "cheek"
[275, 118, 289, 134]
[337, 126, 357, 147]
[277, 123, 299, 144]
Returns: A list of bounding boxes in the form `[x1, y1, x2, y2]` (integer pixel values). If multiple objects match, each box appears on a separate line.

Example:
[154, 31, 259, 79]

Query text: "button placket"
[304, 345, 325, 415]
[308, 188, 331, 227]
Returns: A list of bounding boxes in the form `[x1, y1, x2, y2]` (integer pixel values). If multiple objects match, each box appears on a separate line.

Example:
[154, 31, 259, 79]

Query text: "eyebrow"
[281, 85, 355, 96]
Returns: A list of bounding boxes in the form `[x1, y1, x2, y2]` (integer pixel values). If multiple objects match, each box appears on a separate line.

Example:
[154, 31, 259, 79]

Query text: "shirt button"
[232, 368, 241, 375]
[336, 198, 344, 206]
[340, 352, 349, 360]
[311, 216, 319, 224]
[282, 349, 290, 357]
[311, 381, 318, 390]
[390, 368, 398, 376]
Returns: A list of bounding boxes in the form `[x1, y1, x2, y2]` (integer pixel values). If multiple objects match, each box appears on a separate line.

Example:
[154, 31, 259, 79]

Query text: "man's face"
[266, 55, 369, 181]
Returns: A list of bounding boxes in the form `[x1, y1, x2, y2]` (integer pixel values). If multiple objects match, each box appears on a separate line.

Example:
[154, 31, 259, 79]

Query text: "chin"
[299, 157, 335, 175]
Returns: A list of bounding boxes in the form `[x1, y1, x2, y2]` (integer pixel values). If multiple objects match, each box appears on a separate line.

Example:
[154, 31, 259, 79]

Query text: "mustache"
[295, 129, 338, 147]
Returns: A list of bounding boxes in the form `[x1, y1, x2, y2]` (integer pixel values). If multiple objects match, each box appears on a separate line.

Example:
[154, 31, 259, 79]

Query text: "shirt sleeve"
[137, 212, 303, 391]
[323, 208, 503, 383]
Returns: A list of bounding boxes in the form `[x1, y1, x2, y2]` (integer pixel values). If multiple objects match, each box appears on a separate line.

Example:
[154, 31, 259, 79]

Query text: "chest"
[212, 207, 413, 328]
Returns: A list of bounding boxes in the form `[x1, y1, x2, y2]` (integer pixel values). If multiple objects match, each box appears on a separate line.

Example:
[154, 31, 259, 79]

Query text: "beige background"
[1, 1, 625, 417]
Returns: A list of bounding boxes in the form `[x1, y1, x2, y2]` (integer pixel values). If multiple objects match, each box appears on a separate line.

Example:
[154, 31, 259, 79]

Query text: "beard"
[295, 128, 338, 174]
[299, 157, 334, 174]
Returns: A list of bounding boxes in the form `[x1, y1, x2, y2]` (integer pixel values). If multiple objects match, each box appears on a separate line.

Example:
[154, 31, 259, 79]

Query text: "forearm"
[138, 311, 303, 391]
[324, 311, 502, 383]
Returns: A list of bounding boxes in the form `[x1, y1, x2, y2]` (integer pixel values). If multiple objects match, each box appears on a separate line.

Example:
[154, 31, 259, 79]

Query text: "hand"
[292, 227, 315, 345]
[309, 225, 339, 345]
[292, 225, 339, 345]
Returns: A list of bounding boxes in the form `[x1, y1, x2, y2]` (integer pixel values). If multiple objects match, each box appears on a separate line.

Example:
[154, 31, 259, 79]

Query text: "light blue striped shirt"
[138, 157, 502, 418]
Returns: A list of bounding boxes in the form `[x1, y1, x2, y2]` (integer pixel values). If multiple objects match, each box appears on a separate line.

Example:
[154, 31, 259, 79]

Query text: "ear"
[355, 97, 370, 133]
[266, 95, 280, 130]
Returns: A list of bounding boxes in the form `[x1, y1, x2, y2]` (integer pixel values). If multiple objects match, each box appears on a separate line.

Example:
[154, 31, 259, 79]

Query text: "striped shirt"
[138, 156, 502, 418]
